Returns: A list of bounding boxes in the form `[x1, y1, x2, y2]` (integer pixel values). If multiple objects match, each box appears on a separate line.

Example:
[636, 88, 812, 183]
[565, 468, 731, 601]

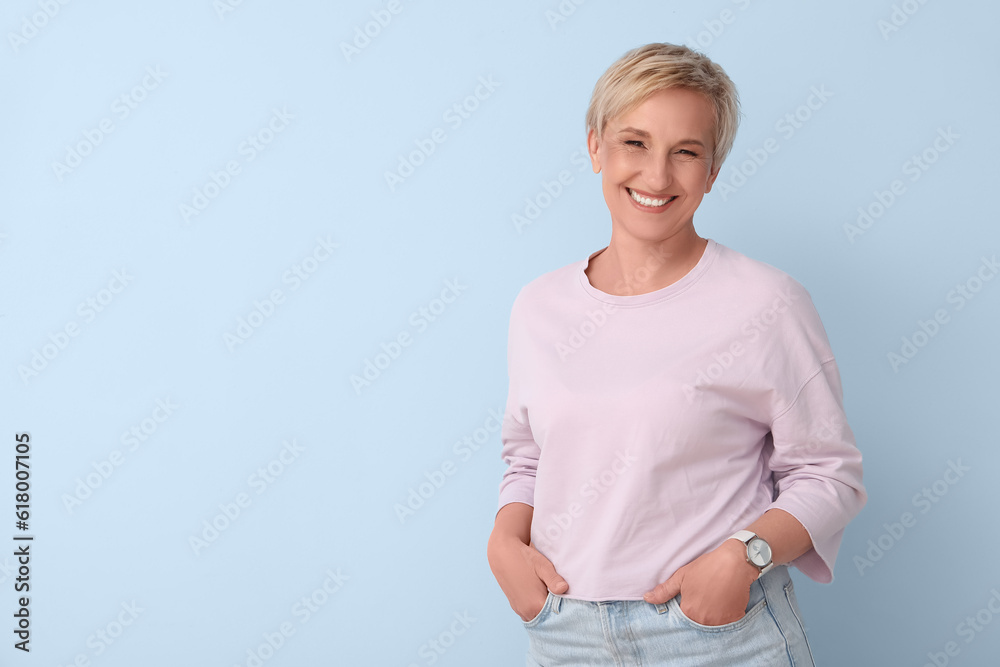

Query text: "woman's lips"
[627, 187, 677, 211]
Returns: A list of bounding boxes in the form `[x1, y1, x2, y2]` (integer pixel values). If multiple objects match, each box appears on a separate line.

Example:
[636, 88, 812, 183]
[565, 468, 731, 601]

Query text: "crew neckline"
[578, 238, 719, 306]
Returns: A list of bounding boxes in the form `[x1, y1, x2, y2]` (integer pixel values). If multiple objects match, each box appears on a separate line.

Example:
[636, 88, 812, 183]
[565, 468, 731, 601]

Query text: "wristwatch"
[729, 530, 774, 578]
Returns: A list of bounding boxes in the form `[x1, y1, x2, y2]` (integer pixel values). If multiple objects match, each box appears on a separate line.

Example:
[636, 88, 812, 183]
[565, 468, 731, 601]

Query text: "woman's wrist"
[742, 508, 814, 567]
[720, 537, 761, 584]
[491, 502, 533, 545]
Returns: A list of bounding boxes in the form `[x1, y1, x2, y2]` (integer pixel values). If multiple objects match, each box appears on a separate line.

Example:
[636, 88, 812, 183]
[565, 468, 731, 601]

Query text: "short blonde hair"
[585, 43, 741, 169]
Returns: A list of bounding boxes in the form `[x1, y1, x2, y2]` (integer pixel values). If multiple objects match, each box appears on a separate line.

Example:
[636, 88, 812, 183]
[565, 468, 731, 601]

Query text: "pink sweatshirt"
[497, 238, 867, 601]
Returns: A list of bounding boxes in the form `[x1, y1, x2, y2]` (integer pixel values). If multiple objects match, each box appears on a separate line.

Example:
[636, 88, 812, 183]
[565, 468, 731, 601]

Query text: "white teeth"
[628, 188, 672, 207]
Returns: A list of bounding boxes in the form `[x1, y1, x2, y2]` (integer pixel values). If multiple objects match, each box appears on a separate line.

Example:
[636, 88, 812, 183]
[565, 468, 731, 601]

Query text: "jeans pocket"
[522, 591, 554, 628]
[670, 594, 767, 633]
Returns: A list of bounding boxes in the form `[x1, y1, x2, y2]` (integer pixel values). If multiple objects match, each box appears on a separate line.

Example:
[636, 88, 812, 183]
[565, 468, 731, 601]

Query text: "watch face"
[748, 538, 772, 567]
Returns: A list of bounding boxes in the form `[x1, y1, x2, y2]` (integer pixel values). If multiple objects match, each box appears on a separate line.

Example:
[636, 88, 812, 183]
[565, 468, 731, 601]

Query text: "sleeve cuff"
[763, 501, 847, 584]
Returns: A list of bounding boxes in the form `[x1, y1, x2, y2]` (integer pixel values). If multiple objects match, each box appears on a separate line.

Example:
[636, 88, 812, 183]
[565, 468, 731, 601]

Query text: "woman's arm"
[643, 508, 811, 625]
[488, 502, 569, 621]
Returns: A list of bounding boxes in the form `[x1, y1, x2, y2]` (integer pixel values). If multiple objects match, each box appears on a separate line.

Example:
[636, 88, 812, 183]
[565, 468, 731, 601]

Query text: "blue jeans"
[523, 565, 815, 666]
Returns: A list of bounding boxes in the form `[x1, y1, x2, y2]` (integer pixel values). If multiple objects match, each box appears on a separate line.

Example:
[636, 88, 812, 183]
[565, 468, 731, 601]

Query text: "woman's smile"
[626, 186, 677, 211]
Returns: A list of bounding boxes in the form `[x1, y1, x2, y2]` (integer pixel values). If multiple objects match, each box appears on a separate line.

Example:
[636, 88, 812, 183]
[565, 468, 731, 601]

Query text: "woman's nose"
[644, 156, 673, 191]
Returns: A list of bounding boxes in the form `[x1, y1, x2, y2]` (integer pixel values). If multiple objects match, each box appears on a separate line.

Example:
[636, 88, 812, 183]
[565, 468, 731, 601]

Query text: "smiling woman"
[487, 43, 867, 666]
[585, 87, 719, 292]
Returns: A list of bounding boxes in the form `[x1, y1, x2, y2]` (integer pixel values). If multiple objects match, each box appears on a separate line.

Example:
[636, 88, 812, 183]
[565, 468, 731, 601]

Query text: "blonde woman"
[488, 43, 866, 666]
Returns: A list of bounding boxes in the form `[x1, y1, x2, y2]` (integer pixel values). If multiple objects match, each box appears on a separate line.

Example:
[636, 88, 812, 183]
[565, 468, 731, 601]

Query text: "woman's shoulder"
[710, 241, 835, 368]
[511, 256, 585, 306]
[710, 240, 812, 303]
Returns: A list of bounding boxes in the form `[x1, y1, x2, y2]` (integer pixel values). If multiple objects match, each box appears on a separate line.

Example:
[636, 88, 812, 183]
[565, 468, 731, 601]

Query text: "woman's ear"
[704, 159, 722, 193]
[587, 128, 601, 174]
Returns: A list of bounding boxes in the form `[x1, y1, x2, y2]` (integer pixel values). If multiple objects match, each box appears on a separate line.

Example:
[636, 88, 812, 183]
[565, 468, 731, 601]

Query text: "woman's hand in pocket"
[489, 536, 568, 621]
[642, 539, 757, 626]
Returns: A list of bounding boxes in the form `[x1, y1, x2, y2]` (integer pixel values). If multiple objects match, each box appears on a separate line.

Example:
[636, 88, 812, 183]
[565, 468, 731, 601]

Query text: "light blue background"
[2, 0, 998, 665]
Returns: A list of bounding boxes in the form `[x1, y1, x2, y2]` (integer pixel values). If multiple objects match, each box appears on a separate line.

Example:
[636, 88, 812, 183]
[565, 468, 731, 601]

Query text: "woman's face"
[588, 88, 720, 243]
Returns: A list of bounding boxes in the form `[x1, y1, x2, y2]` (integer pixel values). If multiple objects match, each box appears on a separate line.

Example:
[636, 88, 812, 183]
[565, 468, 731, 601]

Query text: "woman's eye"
[625, 140, 644, 147]
[677, 149, 698, 156]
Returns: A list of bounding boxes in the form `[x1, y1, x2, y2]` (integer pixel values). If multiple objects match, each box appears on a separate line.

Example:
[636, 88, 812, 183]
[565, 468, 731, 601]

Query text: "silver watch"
[729, 530, 774, 578]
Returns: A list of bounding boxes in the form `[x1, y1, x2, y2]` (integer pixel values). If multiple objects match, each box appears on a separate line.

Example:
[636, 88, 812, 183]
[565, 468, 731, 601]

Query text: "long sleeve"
[497, 292, 540, 513]
[764, 341, 867, 583]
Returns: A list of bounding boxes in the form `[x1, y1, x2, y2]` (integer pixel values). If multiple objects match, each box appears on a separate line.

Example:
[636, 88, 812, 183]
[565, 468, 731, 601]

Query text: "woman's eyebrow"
[616, 127, 707, 148]
[617, 126, 651, 137]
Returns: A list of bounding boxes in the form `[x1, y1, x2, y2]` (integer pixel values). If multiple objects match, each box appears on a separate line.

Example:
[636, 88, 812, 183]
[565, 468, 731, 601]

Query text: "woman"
[487, 43, 867, 666]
